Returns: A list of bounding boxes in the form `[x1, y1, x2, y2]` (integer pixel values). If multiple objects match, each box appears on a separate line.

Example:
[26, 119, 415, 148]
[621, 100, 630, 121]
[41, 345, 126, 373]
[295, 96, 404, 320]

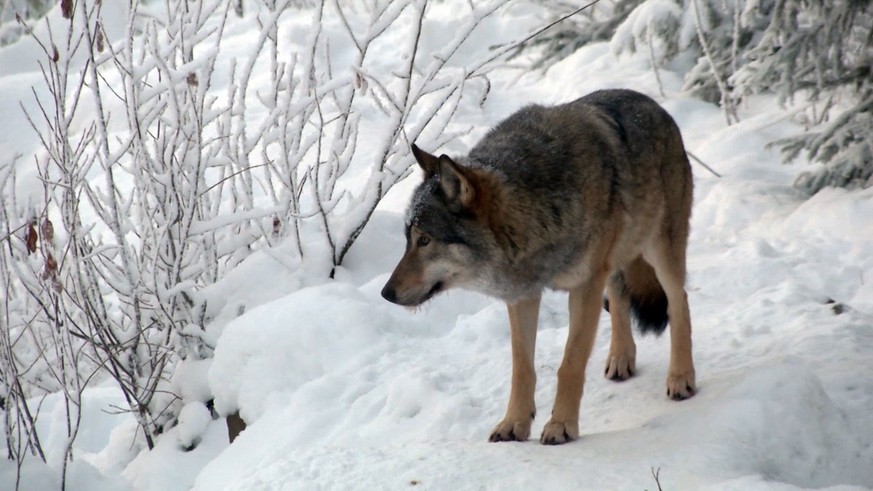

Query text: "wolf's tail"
[605, 257, 669, 335]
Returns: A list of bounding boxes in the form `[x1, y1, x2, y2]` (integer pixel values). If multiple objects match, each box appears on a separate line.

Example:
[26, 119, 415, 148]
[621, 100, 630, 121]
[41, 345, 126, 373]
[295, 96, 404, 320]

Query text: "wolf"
[381, 89, 696, 445]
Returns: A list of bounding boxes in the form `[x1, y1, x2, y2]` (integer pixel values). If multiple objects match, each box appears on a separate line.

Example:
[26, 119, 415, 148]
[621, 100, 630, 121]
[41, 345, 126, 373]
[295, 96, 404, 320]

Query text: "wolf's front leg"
[490, 295, 540, 442]
[542, 272, 608, 445]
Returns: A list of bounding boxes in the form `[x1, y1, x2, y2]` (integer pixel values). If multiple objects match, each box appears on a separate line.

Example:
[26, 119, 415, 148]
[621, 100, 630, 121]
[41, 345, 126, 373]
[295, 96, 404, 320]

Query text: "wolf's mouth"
[424, 281, 444, 301]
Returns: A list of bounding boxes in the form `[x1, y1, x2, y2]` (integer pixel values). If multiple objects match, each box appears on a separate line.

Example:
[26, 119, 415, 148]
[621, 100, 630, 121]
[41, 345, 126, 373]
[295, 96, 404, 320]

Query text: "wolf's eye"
[417, 235, 431, 247]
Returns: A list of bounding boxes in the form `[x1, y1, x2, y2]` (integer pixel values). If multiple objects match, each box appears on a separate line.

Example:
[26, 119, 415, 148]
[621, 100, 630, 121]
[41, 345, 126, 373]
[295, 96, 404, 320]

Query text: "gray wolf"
[381, 89, 696, 445]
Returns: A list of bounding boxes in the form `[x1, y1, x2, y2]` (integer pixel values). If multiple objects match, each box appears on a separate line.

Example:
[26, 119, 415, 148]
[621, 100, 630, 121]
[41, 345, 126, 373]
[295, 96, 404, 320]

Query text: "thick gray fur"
[403, 89, 691, 304]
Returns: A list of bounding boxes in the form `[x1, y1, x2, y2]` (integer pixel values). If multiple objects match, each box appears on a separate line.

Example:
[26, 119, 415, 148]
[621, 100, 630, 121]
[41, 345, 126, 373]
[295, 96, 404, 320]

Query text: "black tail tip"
[630, 294, 669, 335]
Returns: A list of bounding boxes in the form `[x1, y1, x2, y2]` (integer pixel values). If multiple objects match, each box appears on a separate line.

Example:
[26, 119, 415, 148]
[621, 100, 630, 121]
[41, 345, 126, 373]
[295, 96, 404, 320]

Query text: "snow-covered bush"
[0, 0, 528, 484]
[247, 0, 499, 278]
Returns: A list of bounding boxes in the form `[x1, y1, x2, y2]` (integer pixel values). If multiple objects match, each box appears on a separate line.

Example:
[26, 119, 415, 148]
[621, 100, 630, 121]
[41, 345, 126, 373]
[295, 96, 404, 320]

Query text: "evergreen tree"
[513, 0, 645, 69]
[522, 0, 873, 193]
[734, 0, 872, 192]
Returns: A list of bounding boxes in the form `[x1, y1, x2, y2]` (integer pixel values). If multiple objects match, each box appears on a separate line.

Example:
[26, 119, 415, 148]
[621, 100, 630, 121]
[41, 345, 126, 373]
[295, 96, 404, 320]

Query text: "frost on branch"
[246, 0, 503, 278]
[734, 0, 873, 193]
[3, 0, 232, 459]
[510, 0, 644, 69]
[0, 0, 531, 472]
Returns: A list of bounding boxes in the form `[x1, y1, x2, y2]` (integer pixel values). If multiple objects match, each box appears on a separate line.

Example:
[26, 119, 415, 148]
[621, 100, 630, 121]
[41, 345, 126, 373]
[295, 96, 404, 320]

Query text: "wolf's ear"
[411, 143, 440, 177]
[438, 155, 476, 212]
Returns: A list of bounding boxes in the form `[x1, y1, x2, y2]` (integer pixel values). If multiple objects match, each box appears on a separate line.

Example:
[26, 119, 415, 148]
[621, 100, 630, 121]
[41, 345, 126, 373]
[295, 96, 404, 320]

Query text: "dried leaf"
[42, 253, 58, 281]
[52, 45, 59, 63]
[96, 23, 105, 53]
[272, 217, 281, 238]
[44, 253, 63, 292]
[187, 72, 199, 87]
[26, 223, 38, 254]
[41, 218, 54, 242]
[61, 0, 73, 19]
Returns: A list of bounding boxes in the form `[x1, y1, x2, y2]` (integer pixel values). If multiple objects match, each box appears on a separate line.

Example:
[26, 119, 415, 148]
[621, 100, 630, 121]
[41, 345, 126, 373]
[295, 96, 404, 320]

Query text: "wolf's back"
[470, 89, 690, 198]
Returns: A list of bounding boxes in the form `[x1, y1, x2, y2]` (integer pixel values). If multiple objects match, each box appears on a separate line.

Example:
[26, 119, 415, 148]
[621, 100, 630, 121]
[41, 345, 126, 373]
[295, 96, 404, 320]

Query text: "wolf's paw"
[604, 353, 636, 381]
[488, 416, 533, 442]
[539, 420, 578, 445]
[666, 370, 696, 400]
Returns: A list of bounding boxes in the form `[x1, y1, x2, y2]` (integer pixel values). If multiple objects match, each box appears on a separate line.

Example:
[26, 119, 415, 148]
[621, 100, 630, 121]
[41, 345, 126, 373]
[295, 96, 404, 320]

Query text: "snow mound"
[201, 331, 873, 490]
[646, 362, 871, 489]
[210, 283, 400, 421]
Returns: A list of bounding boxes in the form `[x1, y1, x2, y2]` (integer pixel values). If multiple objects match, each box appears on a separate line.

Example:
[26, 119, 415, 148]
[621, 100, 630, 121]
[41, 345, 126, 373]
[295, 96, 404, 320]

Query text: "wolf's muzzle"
[381, 284, 399, 304]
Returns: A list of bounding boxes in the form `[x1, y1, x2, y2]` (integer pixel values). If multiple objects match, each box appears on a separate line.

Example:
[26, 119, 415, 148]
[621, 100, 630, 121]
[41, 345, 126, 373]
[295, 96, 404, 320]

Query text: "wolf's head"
[381, 144, 493, 307]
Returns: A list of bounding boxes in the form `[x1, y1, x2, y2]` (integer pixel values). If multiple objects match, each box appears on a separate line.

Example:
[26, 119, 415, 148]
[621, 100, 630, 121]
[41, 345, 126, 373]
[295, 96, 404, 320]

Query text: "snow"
[610, 0, 684, 62]
[2, 1, 873, 490]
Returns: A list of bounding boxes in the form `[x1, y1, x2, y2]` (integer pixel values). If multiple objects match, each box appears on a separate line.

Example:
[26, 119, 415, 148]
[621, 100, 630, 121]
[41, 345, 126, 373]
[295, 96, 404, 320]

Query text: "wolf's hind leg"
[490, 295, 540, 442]
[604, 275, 636, 381]
[644, 242, 696, 400]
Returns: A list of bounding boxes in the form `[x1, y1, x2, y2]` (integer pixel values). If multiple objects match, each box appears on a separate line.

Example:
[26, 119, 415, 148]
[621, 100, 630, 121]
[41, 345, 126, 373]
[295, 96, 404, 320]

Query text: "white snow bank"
[199, 337, 873, 490]
[208, 282, 397, 421]
[120, 415, 227, 491]
[208, 276, 495, 423]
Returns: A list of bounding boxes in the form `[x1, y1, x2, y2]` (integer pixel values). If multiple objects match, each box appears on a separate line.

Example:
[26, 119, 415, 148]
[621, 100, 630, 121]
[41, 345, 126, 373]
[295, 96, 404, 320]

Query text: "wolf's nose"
[381, 284, 397, 303]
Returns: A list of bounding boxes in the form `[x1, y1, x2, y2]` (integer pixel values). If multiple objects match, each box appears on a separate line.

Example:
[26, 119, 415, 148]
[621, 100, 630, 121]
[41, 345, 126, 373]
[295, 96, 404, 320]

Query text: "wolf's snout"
[381, 283, 398, 304]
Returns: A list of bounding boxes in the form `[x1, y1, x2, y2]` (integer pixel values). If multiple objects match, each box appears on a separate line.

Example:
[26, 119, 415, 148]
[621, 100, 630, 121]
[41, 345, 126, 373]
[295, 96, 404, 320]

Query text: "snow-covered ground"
[2, 2, 872, 490]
